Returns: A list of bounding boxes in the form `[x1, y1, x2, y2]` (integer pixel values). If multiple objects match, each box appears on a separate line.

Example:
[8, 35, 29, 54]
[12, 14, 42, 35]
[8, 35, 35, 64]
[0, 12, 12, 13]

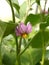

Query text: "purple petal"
[19, 22, 26, 34]
[15, 26, 21, 36]
[26, 22, 32, 33]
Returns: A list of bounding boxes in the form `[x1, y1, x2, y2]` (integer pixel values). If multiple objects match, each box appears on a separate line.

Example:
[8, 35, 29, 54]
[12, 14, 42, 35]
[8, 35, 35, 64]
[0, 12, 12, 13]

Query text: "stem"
[35, 4, 38, 14]
[9, 0, 15, 23]
[23, 1, 35, 22]
[44, 0, 47, 11]
[19, 38, 32, 56]
[16, 37, 22, 65]
[0, 40, 2, 65]
[41, 46, 45, 65]
[40, 30, 46, 65]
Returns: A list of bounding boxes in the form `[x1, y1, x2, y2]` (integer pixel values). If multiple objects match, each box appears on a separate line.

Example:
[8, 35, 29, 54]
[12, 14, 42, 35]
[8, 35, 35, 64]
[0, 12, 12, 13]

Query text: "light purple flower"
[15, 22, 32, 37]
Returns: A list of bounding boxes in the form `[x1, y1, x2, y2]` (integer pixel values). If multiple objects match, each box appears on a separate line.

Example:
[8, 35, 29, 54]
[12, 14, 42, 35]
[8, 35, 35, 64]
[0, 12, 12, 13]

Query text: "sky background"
[0, 0, 49, 21]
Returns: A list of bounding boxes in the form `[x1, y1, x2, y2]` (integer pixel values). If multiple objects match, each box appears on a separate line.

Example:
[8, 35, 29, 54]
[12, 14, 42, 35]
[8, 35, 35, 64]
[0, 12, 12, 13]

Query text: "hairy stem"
[9, 0, 15, 23]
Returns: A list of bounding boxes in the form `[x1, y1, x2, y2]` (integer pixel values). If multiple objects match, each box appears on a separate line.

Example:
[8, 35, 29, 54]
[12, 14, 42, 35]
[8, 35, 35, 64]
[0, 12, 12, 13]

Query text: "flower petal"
[15, 26, 21, 36]
[19, 22, 26, 34]
[26, 22, 32, 33]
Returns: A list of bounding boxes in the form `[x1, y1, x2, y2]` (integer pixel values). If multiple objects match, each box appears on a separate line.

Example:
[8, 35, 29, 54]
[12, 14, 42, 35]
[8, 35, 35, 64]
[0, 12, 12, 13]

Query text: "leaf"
[31, 0, 35, 4]
[30, 30, 49, 48]
[44, 59, 49, 65]
[40, 23, 48, 30]
[0, 21, 17, 39]
[0, 21, 7, 41]
[45, 50, 49, 59]
[6, 0, 19, 5]
[6, 0, 20, 16]
[25, 14, 41, 26]
[13, 3, 20, 18]
[3, 22, 17, 37]
[19, 1, 27, 20]
[13, 3, 20, 13]
[36, 0, 40, 5]
[21, 47, 42, 65]
[11, 0, 19, 5]
[2, 52, 16, 65]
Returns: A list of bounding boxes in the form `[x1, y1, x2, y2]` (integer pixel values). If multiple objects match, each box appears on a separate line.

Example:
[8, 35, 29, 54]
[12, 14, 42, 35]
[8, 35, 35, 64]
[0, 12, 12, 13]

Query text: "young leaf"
[19, 1, 27, 20]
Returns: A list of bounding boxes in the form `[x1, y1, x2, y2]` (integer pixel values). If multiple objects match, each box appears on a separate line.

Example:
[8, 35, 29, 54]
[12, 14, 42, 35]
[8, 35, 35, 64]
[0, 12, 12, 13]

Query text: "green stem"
[40, 30, 46, 65]
[23, 1, 35, 22]
[19, 38, 32, 56]
[16, 37, 22, 65]
[35, 4, 38, 14]
[44, 0, 47, 11]
[41, 46, 45, 65]
[9, 0, 15, 23]
[0, 40, 2, 65]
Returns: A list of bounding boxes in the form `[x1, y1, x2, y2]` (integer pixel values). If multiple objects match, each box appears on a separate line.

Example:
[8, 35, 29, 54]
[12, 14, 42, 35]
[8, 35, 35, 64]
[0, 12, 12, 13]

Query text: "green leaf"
[44, 59, 49, 65]
[30, 0, 35, 4]
[13, 3, 20, 18]
[0, 21, 17, 39]
[19, 1, 27, 20]
[3, 22, 17, 37]
[0, 21, 7, 41]
[40, 23, 48, 30]
[25, 14, 41, 26]
[6, 0, 19, 5]
[45, 50, 49, 59]
[30, 30, 49, 48]
[44, 50, 49, 65]
[6, 0, 19, 16]
[13, 3, 20, 13]
[36, 0, 40, 5]
[2, 52, 16, 65]
[46, 15, 49, 24]
[11, 0, 19, 5]
[21, 47, 42, 65]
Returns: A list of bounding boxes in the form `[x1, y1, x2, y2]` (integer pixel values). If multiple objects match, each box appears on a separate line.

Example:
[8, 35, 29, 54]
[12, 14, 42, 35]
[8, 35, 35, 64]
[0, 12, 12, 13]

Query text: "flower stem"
[19, 38, 32, 56]
[16, 37, 22, 65]
[8, 0, 15, 23]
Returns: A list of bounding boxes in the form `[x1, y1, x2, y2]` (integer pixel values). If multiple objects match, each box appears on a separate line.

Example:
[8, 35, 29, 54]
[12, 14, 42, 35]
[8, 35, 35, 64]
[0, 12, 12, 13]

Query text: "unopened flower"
[15, 22, 32, 38]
